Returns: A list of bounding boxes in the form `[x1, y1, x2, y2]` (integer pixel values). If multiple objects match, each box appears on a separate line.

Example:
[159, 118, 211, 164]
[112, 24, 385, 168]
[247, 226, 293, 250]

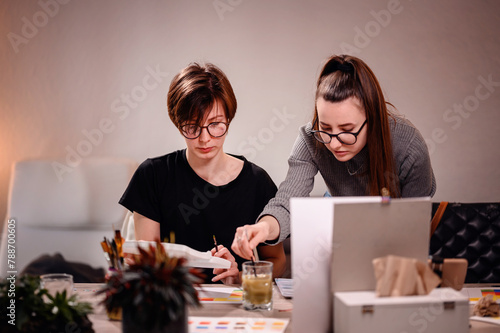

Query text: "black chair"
[430, 202, 500, 284]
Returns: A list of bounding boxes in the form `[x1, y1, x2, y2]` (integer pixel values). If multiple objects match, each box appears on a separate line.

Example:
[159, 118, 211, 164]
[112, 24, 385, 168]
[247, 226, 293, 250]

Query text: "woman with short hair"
[120, 62, 286, 283]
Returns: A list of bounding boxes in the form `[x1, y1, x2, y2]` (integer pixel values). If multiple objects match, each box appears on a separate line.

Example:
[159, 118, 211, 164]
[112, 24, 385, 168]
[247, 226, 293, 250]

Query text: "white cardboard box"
[334, 288, 469, 333]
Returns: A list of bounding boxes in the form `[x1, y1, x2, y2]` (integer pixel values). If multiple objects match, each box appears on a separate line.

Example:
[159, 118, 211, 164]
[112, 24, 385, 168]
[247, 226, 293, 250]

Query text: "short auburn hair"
[167, 63, 237, 128]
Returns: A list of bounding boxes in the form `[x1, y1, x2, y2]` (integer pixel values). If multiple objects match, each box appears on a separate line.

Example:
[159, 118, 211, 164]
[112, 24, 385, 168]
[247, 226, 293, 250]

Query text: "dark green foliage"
[0, 275, 93, 333]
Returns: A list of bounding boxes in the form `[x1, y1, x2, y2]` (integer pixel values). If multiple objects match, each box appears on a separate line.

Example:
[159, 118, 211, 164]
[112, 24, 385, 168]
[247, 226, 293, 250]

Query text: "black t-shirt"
[119, 149, 277, 281]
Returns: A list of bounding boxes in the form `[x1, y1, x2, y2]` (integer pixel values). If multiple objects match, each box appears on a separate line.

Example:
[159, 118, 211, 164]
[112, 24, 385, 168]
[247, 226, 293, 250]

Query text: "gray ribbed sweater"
[258, 114, 436, 243]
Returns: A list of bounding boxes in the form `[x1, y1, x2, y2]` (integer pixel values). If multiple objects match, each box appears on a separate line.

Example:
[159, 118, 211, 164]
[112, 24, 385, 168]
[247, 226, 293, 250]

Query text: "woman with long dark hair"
[232, 54, 436, 258]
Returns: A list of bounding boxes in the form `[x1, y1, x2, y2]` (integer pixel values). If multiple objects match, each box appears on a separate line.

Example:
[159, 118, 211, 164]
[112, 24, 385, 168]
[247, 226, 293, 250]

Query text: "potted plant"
[98, 241, 204, 333]
[0, 274, 94, 333]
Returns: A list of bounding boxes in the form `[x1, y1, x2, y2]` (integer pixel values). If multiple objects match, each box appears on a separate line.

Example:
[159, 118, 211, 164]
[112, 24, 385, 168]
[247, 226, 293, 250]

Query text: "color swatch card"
[461, 287, 500, 304]
[275, 278, 293, 298]
[188, 317, 289, 332]
[196, 286, 242, 304]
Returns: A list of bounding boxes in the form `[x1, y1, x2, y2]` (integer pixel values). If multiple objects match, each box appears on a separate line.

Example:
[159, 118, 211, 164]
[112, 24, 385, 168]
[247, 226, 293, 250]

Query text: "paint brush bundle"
[100, 230, 125, 271]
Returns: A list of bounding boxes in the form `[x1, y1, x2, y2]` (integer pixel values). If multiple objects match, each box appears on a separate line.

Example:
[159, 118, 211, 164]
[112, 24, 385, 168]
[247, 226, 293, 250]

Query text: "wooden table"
[75, 283, 497, 332]
[75, 283, 293, 332]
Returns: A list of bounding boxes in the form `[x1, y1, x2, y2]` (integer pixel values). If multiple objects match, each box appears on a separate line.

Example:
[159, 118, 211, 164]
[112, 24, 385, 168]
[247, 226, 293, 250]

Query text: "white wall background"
[1, 0, 500, 230]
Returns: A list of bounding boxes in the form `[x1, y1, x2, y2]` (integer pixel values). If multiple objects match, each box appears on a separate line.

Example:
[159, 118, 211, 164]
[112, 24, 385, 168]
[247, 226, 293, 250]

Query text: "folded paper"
[373, 255, 441, 297]
[123, 241, 231, 269]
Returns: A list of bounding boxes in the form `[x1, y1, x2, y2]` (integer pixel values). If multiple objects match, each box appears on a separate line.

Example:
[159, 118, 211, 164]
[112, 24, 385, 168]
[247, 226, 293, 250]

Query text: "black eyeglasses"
[180, 122, 229, 139]
[311, 119, 367, 145]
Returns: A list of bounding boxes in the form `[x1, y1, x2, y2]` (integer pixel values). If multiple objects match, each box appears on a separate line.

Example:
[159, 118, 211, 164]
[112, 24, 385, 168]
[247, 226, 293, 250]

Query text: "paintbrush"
[114, 229, 124, 265]
[100, 237, 113, 268]
[213, 235, 218, 253]
[244, 228, 258, 277]
[244, 228, 259, 261]
[110, 238, 122, 270]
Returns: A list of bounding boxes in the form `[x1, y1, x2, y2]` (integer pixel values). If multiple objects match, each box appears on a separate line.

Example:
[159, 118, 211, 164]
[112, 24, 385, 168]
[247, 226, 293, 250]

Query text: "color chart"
[462, 287, 500, 304]
[188, 317, 289, 332]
